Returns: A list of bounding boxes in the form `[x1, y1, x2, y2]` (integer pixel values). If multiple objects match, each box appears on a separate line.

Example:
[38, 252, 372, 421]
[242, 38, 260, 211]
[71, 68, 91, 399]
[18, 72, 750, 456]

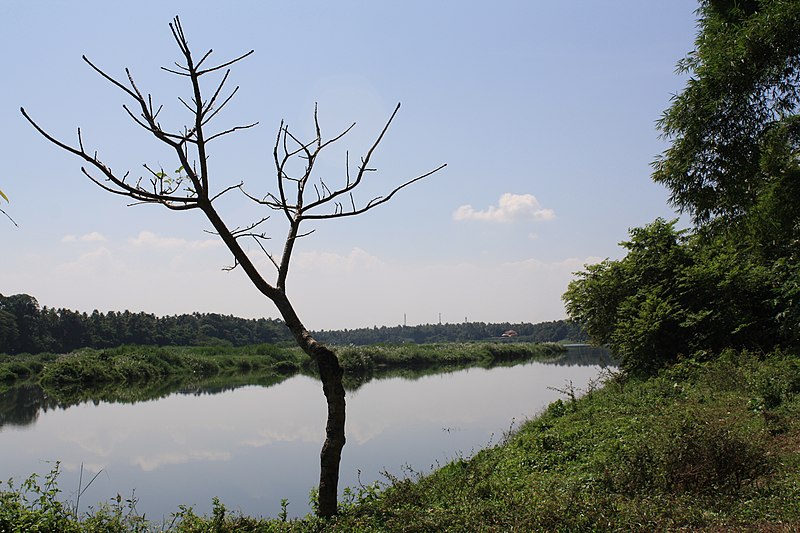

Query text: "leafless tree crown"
[21, 16, 445, 293]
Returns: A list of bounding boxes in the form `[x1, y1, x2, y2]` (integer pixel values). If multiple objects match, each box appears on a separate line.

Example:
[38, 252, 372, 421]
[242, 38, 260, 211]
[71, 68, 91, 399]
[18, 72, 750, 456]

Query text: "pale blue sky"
[1, 1, 698, 329]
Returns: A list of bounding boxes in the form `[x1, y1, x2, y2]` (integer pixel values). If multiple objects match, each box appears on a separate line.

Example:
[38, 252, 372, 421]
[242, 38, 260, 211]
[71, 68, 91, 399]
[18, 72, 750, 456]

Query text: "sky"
[1, 1, 699, 330]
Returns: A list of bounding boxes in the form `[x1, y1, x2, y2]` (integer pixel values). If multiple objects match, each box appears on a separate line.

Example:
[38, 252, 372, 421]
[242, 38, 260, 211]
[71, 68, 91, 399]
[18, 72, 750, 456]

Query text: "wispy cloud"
[294, 247, 385, 272]
[61, 231, 107, 243]
[129, 231, 221, 250]
[453, 193, 555, 223]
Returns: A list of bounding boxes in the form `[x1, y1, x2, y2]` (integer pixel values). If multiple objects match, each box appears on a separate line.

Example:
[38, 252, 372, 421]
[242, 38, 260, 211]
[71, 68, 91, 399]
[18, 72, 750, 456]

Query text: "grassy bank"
[1, 349, 798, 530]
[0, 341, 564, 394]
[327, 350, 799, 531]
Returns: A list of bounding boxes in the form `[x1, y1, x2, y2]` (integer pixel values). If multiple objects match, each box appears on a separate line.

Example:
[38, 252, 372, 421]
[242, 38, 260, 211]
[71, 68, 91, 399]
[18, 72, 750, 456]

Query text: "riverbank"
[1, 349, 797, 530]
[328, 350, 800, 531]
[0, 341, 568, 405]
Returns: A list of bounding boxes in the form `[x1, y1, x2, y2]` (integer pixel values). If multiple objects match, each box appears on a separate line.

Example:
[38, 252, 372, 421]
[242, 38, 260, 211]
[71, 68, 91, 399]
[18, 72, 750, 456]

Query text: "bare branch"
[230, 216, 271, 236]
[122, 104, 164, 136]
[210, 181, 245, 202]
[246, 235, 274, 269]
[161, 65, 191, 76]
[81, 55, 139, 100]
[201, 70, 232, 119]
[205, 121, 259, 143]
[195, 48, 214, 71]
[221, 256, 240, 272]
[301, 163, 447, 221]
[0, 207, 18, 227]
[197, 49, 254, 76]
[318, 121, 356, 152]
[202, 85, 241, 126]
[177, 96, 195, 113]
[124, 68, 148, 107]
[301, 104, 398, 213]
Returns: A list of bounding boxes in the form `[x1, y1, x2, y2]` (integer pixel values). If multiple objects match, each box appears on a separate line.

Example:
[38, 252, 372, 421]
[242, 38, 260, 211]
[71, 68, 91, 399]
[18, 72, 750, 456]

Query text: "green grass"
[320, 350, 800, 531]
[0, 341, 564, 395]
[334, 341, 565, 376]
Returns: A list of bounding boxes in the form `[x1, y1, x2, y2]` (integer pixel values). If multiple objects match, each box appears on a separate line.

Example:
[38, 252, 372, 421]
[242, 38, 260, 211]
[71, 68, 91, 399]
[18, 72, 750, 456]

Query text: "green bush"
[612, 415, 770, 495]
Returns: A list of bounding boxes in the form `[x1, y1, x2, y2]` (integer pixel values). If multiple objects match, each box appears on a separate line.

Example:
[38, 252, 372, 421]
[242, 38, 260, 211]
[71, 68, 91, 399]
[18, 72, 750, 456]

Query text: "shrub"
[612, 415, 770, 495]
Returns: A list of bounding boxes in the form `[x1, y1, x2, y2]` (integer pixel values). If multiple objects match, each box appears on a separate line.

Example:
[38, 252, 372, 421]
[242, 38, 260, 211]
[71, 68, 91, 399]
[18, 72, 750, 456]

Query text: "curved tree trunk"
[271, 294, 346, 517]
[315, 346, 346, 518]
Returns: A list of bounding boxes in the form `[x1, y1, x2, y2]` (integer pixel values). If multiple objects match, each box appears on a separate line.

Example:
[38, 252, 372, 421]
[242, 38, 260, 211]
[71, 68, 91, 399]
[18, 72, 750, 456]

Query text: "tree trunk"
[316, 347, 346, 518]
[271, 294, 346, 517]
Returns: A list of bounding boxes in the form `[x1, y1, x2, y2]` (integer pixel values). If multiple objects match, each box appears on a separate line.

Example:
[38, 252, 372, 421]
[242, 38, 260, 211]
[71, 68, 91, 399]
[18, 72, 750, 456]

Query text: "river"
[0, 346, 611, 521]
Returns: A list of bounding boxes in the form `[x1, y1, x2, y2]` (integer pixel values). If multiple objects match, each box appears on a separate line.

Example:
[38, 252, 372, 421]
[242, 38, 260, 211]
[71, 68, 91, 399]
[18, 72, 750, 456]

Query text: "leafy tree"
[651, 0, 800, 350]
[21, 18, 444, 517]
[563, 219, 776, 375]
[653, 0, 800, 244]
[0, 294, 47, 354]
[0, 309, 19, 352]
[567, 1, 800, 375]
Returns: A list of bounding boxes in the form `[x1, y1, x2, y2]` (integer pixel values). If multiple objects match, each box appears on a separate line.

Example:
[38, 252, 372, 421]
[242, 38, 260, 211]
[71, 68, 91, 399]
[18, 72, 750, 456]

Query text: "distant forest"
[0, 293, 587, 355]
[313, 321, 587, 346]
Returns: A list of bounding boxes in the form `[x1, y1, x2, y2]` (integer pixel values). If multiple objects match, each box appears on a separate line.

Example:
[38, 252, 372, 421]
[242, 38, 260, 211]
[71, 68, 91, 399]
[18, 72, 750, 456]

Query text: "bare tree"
[21, 17, 444, 518]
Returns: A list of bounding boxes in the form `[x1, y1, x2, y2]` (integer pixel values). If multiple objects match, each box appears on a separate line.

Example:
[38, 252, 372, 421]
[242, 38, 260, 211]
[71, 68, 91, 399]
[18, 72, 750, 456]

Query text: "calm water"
[0, 347, 610, 520]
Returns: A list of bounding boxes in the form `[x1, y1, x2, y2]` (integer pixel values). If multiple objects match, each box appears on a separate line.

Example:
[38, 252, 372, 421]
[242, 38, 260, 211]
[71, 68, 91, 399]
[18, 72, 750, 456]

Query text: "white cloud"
[453, 193, 556, 223]
[294, 247, 385, 272]
[129, 231, 221, 250]
[61, 231, 107, 243]
[59, 247, 117, 275]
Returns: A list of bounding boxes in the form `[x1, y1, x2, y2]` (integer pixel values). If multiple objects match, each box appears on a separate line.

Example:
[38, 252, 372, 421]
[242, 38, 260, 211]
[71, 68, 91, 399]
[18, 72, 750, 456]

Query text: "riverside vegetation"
[1, 349, 797, 531]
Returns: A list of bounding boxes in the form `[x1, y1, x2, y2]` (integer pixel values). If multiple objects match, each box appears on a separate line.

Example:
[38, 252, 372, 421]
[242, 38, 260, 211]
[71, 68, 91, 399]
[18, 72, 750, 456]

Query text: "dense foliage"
[0, 293, 585, 355]
[563, 218, 777, 374]
[0, 293, 291, 355]
[566, 0, 800, 375]
[653, 0, 800, 229]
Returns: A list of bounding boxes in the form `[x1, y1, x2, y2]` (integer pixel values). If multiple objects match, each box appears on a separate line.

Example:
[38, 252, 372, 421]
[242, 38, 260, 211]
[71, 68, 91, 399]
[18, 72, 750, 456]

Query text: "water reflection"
[0, 384, 58, 428]
[0, 346, 611, 430]
[0, 347, 610, 520]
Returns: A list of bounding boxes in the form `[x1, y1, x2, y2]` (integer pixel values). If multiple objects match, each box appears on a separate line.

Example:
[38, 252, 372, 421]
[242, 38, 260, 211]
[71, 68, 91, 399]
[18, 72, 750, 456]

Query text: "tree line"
[0, 292, 586, 355]
[0, 293, 290, 355]
[314, 320, 586, 346]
